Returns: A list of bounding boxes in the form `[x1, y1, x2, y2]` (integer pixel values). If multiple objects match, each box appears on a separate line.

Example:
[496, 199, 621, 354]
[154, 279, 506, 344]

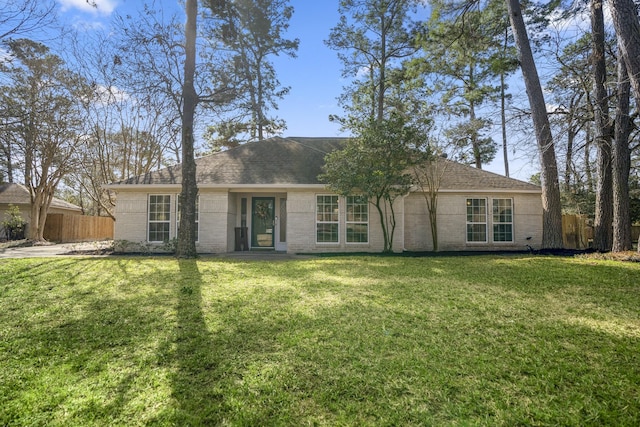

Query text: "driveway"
[0, 241, 112, 259]
[0, 241, 314, 260]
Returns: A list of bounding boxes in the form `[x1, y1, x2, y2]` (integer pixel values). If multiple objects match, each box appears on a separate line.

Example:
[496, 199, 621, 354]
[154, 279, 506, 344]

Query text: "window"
[346, 195, 368, 243]
[148, 195, 171, 242]
[466, 198, 487, 242]
[316, 195, 339, 243]
[177, 195, 199, 242]
[493, 198, 513, 242]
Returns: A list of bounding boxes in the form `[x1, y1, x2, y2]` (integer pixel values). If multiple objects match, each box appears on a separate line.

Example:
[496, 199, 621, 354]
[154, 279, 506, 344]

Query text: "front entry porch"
[233, 193, 287, 252]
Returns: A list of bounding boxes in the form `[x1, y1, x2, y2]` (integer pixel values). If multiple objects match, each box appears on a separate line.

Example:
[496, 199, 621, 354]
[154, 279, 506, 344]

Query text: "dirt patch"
[575, 251, 640, 263]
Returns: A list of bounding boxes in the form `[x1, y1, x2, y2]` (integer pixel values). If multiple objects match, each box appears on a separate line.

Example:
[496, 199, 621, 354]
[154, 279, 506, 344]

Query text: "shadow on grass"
[2, 257, 640, 425]
[168, 259, 223, 424]
[0, 260, 176, 425]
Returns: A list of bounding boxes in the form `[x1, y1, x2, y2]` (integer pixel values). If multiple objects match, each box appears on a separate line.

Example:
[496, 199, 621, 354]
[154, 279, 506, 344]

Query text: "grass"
[0, 254, 639, 426]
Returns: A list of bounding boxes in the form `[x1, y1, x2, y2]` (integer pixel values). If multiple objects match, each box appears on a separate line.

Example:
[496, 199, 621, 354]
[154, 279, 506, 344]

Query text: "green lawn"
[1, 255, 639, 426]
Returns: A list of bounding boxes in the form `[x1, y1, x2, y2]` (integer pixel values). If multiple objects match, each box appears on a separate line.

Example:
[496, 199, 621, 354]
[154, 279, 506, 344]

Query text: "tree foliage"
[0, 38, 90, 241]
[204, 0, 299, 149]
[320, 115, 428, 252]
[415, 0, 515, 169]
[326, 0, 423, 124]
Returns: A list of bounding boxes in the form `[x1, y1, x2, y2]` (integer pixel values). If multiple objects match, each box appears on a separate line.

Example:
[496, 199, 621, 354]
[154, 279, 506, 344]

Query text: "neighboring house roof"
[109, 136, 540, 192]
[0, 183, 83, 212]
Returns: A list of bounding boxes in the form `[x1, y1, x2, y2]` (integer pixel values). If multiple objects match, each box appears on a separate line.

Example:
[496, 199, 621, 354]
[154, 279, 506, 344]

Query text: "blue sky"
[58, 0, 348, 137]
[55, 0, 537, 180]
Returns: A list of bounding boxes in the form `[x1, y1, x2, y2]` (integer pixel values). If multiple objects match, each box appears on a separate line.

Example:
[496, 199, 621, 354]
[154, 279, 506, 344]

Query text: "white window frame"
[346, 195, 369, 244]
[492, 198, 514, 242]
[466, 198, 488, 243]
[316, 194, 340, 244]
[148, 194, 171, 243]
[176, 194, 200, 243]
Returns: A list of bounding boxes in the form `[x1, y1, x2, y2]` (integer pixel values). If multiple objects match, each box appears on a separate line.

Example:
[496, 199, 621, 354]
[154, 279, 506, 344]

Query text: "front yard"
[1, 255, 638, 425]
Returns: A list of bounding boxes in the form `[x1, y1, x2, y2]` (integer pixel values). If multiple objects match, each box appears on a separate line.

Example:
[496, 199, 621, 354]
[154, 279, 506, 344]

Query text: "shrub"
[1, 204, 27, 241]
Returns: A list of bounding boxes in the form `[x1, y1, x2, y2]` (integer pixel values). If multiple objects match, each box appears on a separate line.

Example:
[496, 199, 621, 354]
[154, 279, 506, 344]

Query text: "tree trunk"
[28, 190, 43, 241]
[612, 56, 632, 252]
[609, 0, 640, 112]
[564, 116, 575, 193]
[27, 186, 53, 241]
[591, 0, 613, 252]
[176, 0, 198, 258]
[377, 11, 386, 122]
[506, 0, 563, 249]
[501, 65, 509, 177]
[584, 127, 594, 193]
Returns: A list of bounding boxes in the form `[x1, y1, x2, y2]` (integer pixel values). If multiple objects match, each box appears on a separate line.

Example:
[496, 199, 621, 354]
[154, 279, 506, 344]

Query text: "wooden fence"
[44, 214, 114, 243]
[562, 214, 592, 250]
[562, 214, 640, 250]
[632, 226, 640, 244]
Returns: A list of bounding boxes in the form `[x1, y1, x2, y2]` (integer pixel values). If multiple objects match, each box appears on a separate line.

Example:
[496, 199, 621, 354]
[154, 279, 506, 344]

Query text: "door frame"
[275, 197, 287, 252]
[251, 197, 275, 248]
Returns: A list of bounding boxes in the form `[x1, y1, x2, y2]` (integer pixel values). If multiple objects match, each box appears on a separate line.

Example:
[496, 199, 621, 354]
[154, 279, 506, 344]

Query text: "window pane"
[467, 224, 487, 242]
[492, 199, 513, 242]
[466, 199, 486, 222]
[466, 198, 487, 242]
[346, 195, 368, 243]
[149, 195, 171, 242]
[149, 222, 170, 242]
[347, 224, 368, 243]
[493, 224, 513, 242]
[317, 195, 338, 222]
[317, 223, 338, 243]
[317, 195, 339, 243]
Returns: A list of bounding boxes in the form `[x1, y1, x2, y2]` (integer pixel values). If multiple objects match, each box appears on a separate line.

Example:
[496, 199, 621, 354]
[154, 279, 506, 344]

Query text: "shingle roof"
[430, 158, 540, 192]
[119, 136, 347, 185]
[112, 136, 540, 192]
[0, 183, 83, 211]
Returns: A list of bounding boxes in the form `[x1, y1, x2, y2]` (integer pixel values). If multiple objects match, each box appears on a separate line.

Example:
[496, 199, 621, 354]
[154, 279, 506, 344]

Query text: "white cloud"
[92, 84, 130, 106]
[58, 0, 118, 16]
[72, 20, 107, 32]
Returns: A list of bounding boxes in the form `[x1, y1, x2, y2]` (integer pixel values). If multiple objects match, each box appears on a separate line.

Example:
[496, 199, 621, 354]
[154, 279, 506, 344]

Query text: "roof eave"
[103, 183, 328, 191]
[415, 187, 542, 194]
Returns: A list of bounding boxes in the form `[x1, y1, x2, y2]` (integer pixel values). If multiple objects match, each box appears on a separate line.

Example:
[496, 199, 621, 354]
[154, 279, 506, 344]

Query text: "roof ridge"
[441, 158, 537, 186]
[283, 136, 348, 155]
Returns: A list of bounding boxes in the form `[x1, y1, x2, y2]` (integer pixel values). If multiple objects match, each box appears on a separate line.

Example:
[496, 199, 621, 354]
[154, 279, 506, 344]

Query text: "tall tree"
[112, 2, 239, 256]
[612, 54, 633, 251]
[604, 0, 640, 251]
[417, 0, 512, 169]
[0, 39, 89, 241]
[0, 0, 57, 183]
[546, 35, 592, 200]
[608, 0, 640, 112]
[591, 0, 613, 251]
[113, 6, 200, 164]
[177, 0, 199, 258]
[326, 0, 421, 123]
[66, 30, 175, 218]
[205, 0, 299, 148]
[505, 0, 563, 249]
